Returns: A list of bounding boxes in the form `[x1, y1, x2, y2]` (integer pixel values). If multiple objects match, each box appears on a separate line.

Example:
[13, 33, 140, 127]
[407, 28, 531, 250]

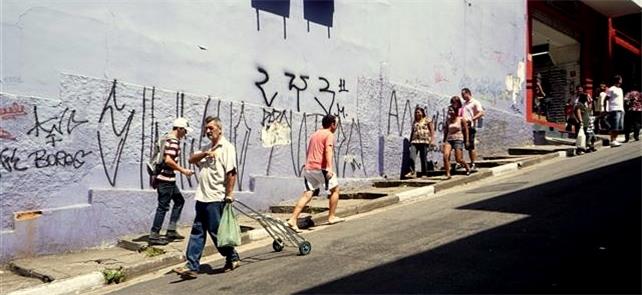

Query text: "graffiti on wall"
[253, 66, 366, 178]
[0, 69, 384, 197]
[4, 68, 364, 186]
[0, 99, 93, 178]
[0, 102, 27, 140]
[254, 67, 349, 115]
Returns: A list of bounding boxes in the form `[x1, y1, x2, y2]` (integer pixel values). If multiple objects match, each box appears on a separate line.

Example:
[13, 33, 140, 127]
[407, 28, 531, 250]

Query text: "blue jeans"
[608, 111, 624, 131]
[151, 181, 184, 233]
[186, 201, 240, 271]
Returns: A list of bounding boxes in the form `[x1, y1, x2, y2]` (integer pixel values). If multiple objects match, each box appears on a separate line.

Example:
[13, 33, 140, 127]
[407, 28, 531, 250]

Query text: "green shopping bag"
[217, 203, 241, 247]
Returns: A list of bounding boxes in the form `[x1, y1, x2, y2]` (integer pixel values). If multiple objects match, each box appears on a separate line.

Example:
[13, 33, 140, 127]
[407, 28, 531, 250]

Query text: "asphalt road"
[105, 142, 641, 294]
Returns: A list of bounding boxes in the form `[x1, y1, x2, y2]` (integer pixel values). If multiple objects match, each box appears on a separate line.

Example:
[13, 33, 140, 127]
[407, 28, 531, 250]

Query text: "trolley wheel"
[298, 241, 312, 255]
[272, 239, 285, 252]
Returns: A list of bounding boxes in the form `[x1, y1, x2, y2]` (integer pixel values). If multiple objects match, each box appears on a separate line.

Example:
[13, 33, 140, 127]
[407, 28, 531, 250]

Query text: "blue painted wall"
[0, 0, 529, 262]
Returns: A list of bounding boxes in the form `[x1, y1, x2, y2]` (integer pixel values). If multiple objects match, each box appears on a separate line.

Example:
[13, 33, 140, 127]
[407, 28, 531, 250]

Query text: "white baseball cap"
[173, 117, 194, 133]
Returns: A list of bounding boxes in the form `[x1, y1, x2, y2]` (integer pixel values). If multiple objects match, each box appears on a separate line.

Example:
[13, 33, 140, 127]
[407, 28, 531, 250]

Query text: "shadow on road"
[299, 157, 642, 294]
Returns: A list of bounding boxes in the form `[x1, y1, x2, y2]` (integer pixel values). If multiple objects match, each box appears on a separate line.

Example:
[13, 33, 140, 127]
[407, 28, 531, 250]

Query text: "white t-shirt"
[606, 86, 624, 112]
[463, 98, 484, 127]
[194, 136, 237, 203]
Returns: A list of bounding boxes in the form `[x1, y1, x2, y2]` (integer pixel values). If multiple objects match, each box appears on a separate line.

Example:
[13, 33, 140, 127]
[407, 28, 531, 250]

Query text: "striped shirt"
[156, 136, 180, 182]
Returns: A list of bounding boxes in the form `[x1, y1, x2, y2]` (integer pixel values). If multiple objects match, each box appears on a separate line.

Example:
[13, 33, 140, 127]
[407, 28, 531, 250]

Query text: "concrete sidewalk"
[4, 142, 606, 295]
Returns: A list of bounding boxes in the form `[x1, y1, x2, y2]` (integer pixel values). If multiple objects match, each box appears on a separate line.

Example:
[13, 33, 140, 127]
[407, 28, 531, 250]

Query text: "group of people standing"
[406, 88, 485, 179]
[567, 74, 641, 151]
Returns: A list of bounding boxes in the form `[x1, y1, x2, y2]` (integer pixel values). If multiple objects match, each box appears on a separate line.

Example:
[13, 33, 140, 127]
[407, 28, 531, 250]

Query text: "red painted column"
[607, 17, 614, 76]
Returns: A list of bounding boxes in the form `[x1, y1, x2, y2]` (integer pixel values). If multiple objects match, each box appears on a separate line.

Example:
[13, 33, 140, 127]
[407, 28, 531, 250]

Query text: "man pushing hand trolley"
[233, 199, 312, 256]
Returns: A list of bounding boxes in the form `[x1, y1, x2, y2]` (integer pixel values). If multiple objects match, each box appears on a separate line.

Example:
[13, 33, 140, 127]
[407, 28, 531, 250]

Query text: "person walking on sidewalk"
[442, 106, 471, 179]
[287, 114, 344, 232]
[574, 93, 593, 154]
[405, 106, 435, 178]
[149, 117, 194, 246]
[461, 88, 484, 170]
[594, 83, 608, 132]
[174, 116, 240, 279]
[623, 90, 641, 142]
[604, 75, 625, 147]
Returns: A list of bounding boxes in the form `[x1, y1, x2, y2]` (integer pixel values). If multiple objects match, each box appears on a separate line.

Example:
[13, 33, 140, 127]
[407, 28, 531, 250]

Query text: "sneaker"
[173, 266, 197, 279]
[149, 233, 169, 246]
[610, 141, 622, 147]
[404, 171, 416, 178]
[223, 260, 240, 272]
[470, 163, 476, 171]
[166, 230, 185, 240]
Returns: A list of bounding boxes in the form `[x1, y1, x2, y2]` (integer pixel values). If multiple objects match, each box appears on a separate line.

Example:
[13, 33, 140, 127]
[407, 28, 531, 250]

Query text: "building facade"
[526, 0, 641, 128]
[2, 0, 532, 262]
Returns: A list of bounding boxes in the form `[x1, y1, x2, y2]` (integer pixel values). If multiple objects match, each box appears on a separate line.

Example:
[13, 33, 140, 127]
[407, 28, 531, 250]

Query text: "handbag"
[217, 203, 241, 247]
[576, 127, 586, 150]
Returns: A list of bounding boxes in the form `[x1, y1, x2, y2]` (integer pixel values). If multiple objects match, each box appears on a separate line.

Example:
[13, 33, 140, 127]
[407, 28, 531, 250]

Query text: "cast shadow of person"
[167, 250, 294, 283]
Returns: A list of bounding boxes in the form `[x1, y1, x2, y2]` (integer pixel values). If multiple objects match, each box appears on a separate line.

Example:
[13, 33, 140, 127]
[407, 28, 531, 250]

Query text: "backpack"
[146, 135, 168, 189]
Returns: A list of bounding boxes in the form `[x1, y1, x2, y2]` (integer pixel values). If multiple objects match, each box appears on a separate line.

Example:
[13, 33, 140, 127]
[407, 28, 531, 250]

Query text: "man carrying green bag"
[173, 116, 240, 279]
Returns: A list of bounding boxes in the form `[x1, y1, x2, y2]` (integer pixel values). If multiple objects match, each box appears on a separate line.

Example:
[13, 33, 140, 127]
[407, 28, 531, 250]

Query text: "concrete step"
[508, 145, 575, 156]
[545, 136, 575, 146]
[595, 134, 611, 146]
[9, 247, 144, 283]
[473, 157, 530, 168]
[0, 267, 44, 293]
[269, 198, 368, 214]
[481, 155, 528, 160]
[372, 179, 436, 188]
[339, 191, 388, 200]
[545, 135, 609, 147]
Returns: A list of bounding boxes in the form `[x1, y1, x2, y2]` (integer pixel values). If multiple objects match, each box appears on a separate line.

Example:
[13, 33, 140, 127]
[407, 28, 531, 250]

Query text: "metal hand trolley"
[233, 200, 312, 255]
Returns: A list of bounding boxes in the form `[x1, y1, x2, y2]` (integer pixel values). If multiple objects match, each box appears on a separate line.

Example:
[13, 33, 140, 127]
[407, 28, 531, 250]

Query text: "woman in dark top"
[574, 93, 593, 153]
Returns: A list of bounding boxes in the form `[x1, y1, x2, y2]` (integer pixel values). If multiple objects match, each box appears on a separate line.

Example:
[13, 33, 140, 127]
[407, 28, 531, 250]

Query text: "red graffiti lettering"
[0, 127, 16, 140]
[0, 102, 27, 120]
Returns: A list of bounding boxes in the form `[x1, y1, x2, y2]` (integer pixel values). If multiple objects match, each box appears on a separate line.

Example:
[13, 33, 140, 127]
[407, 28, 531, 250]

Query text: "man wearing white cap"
[149, 117, 195, 245]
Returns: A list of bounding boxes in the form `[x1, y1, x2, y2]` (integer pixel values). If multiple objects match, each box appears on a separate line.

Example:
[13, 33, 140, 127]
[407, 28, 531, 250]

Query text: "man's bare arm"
[225, 168, 237, 199]
[165, 155, 193, 176]
[472, 110, 485, 121]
